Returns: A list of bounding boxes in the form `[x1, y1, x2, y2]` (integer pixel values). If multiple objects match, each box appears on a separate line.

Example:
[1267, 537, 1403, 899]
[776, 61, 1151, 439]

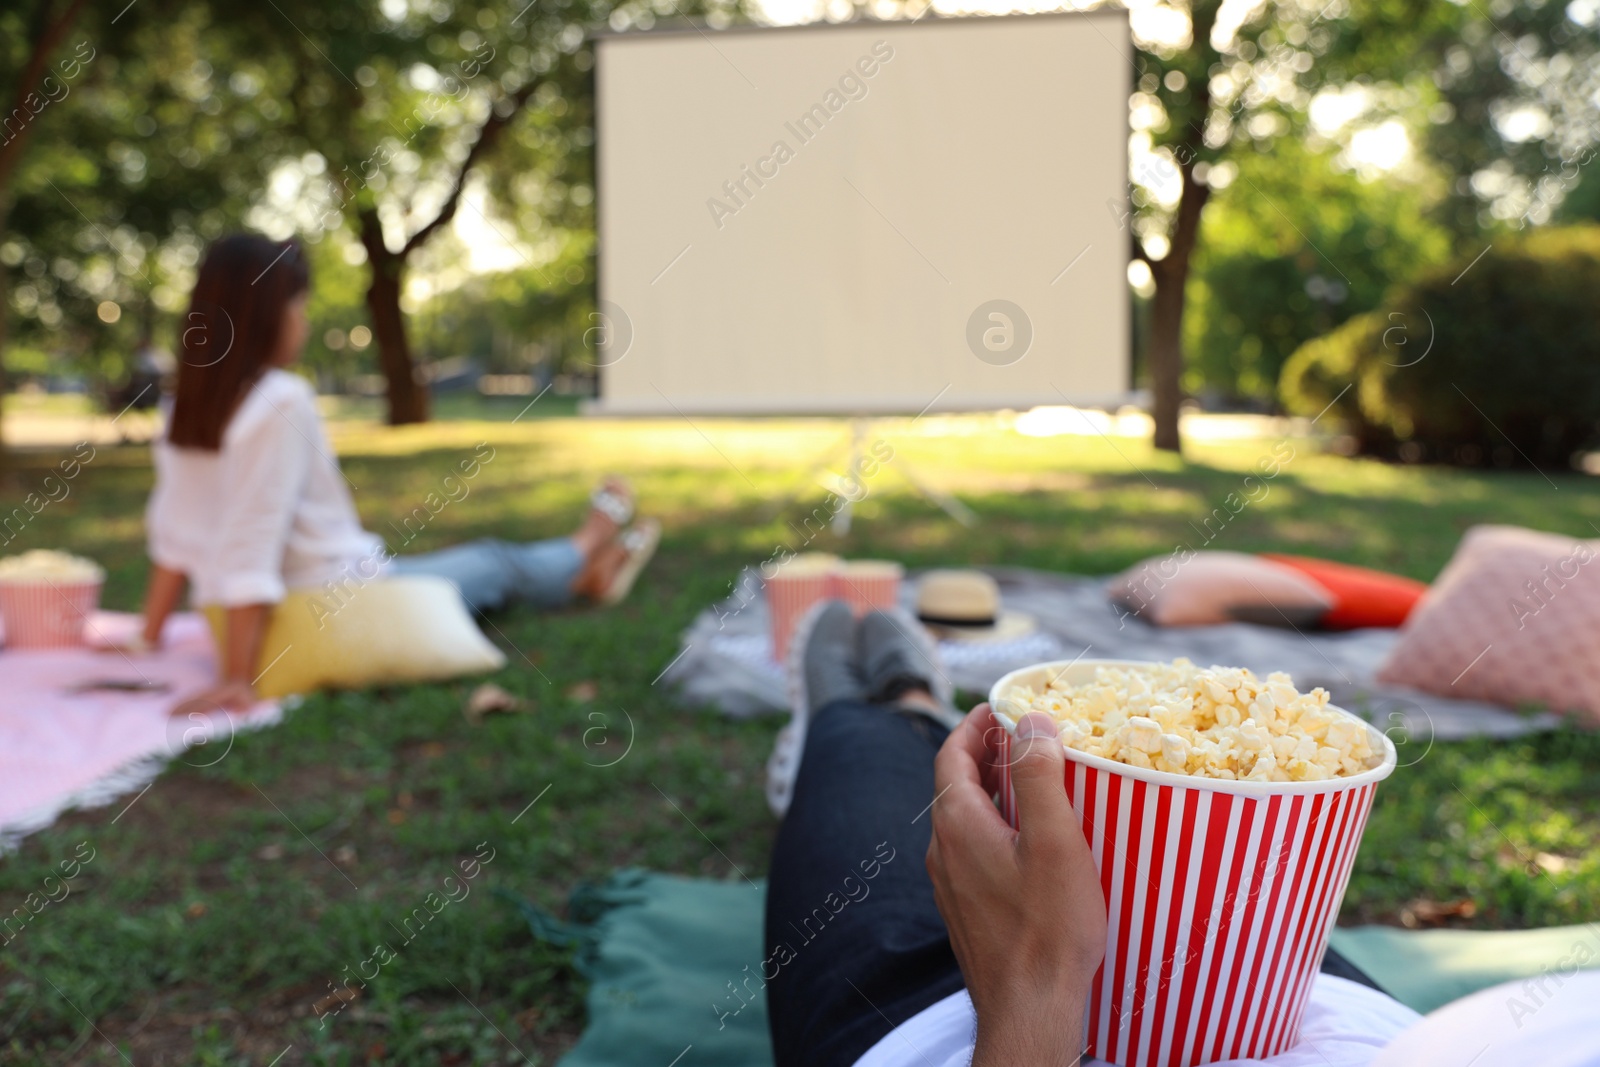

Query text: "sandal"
[589, 479, 634, 527]
[598, 519, 660, 606]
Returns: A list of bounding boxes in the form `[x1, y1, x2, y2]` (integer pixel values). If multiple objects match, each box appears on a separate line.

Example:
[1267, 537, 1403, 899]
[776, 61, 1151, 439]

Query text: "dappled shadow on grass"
[942, 450, 1600, 581]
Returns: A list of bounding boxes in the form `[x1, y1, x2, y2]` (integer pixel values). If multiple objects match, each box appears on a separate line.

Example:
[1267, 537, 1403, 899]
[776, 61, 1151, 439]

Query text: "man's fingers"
[1009, 712, 1075, 835]
[932, 705, 1021, 847]
[943, 704, 993, 775]
[969, 702, 1010, 797]
[934, 704, 994, 797]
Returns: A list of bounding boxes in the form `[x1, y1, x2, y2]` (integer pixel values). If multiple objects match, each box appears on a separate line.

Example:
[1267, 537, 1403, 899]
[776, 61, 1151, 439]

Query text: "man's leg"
[765, 700, 965, 1067]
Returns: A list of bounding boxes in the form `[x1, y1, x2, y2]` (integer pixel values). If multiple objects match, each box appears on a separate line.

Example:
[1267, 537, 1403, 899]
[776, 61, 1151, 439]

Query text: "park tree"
[14, 0, 1593, 443]
[0, 0, 296, 454]
[211, 0, 648, 425]
[1184, 139, 1451, 401]
[4, 0, 715, 431]
[1126, 0, 1443, 451]
[1122, 0, 1597, 451]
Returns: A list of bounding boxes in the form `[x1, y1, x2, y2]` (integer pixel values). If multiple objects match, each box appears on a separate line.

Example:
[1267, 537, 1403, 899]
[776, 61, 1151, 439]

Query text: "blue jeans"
[387, 537, 583, 615]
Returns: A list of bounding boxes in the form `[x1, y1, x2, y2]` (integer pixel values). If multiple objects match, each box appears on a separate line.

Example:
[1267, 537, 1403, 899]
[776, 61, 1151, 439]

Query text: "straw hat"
[915, 569, 1035, 642]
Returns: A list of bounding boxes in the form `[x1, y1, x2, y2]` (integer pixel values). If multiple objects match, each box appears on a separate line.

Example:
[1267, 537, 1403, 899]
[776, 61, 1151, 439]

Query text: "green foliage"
[1556, 159, 1600, 225]
[1185, 141, 1451, 399]
[1, 1, 293, 391]
[1416, 2, 1600, 234]
[6, 0, 1598, 405]
[298, 235, 380, 389]
[1281, 225, 1600, 466]
[1125, 0, 1598, 404]
[1279, 308, 1385, 444]
[408, 233, 596, 377]
[1, 0, 734, 401]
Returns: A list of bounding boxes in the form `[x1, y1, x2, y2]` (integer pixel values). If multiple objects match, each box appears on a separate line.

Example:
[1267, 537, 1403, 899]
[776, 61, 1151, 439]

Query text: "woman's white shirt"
[147, 369, 385, 606]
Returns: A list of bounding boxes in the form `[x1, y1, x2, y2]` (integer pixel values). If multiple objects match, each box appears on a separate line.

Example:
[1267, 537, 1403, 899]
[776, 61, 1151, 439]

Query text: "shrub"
[1280, 225, 1600, 467]
[1187, 141, 1450, 401]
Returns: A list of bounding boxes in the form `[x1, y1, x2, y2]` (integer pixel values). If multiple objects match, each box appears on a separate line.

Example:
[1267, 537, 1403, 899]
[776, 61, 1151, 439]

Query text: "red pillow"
[1261, 554, 1427, 630]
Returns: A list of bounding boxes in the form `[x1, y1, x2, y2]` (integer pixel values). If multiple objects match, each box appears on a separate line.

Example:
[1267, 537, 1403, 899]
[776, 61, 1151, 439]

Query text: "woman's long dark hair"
[167, 234, 309, 450]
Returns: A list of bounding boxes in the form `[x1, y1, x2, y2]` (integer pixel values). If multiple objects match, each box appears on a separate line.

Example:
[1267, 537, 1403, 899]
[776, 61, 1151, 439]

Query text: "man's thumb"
[1011, 712, 1072, 826]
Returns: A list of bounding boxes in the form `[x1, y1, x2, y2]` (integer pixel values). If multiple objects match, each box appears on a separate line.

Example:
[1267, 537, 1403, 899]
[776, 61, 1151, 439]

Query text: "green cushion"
[557, 871, 775, 1067]
[527, 869, 1598, 1063]
[1328, 923, 1600, 1014]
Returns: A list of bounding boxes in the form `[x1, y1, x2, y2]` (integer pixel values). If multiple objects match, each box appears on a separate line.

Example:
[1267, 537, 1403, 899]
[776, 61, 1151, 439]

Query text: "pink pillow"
[1109, 550, 1334, 627]
[1377, 525, 1600, 725]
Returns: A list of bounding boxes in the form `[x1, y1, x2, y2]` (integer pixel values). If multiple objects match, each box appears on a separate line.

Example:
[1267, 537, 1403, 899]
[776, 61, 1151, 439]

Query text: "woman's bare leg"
[570, 540, 630, 599]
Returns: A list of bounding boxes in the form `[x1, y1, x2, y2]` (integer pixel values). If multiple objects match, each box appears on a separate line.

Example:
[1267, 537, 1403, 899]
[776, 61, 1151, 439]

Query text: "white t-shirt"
[147, 369, 385, 606]
[1372, 970, 1600, 1067]
[854, 975, 1420, 1067]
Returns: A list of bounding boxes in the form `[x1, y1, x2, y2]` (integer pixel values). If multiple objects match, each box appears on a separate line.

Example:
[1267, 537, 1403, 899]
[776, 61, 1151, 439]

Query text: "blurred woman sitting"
[135, 233, 657, 715]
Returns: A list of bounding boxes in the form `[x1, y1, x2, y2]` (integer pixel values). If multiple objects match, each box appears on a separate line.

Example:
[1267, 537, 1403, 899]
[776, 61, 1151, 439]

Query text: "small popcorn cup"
[0, 576, 102, 650]
[990, 660, 1396, 1067]
[767, 554, 840, 660]
[831, 560, 904, 617]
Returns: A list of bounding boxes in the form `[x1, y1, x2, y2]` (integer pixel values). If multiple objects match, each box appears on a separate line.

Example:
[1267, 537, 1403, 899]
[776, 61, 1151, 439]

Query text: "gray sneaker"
[858, 608, 961, 729]
[802, 600, 865, 716]
[766, 600, 862, 816]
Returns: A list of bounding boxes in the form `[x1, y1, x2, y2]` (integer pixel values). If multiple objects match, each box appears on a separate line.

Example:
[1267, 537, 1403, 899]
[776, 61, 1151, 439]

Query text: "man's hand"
[926, 704, 1107, 1067]
[171, 679, 258, 718]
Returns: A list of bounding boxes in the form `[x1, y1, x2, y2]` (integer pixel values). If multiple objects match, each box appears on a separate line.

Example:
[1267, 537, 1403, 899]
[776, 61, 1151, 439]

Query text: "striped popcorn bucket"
[991, 660, 1396, 1067]
[0, 578, 102, 650]
[831, 560, 904, 617]
[767, 558, 839, 660]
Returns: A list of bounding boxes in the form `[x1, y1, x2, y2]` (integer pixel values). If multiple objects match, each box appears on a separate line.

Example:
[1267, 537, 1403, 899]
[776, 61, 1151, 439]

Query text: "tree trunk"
[1146, 260, 1186, 453]
[339, 83, 537, 427]
[1138, 0, 1221, 456]
[1146, 156, 1212, 454]
[358, 210, 429, 425]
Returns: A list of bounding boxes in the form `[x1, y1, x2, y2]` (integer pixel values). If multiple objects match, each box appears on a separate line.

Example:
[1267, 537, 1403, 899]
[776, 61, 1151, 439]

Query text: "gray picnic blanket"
[659, 566, 1563, 742]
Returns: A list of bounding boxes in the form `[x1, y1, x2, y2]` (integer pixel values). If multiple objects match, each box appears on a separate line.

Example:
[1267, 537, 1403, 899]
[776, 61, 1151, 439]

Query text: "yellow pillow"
[204, 576, 507, 698]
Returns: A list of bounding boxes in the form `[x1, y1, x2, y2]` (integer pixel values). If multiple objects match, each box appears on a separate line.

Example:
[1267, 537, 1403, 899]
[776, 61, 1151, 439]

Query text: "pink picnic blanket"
[0, 611, 280, 846]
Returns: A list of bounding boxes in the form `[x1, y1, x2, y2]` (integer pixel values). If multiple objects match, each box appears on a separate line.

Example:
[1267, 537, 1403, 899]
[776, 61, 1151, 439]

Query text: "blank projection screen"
[593, 11, 1130, 414]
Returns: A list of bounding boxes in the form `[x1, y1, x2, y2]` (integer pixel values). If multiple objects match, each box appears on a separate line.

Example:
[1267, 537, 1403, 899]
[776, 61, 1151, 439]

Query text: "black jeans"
[764, 700, 1385, 1067]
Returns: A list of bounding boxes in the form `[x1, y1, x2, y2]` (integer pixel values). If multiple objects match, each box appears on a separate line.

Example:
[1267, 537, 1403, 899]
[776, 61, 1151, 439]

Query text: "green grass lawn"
[2, 414, 1598, 1065]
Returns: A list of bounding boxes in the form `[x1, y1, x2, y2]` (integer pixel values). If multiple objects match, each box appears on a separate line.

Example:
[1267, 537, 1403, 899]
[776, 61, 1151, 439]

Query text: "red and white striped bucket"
[991, 660, 1396, 1067]
[0, 578, 102, 650]
[767, 556, 840, 660]
[832, 560, 903, 617]
[768, 557, 906, 657]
